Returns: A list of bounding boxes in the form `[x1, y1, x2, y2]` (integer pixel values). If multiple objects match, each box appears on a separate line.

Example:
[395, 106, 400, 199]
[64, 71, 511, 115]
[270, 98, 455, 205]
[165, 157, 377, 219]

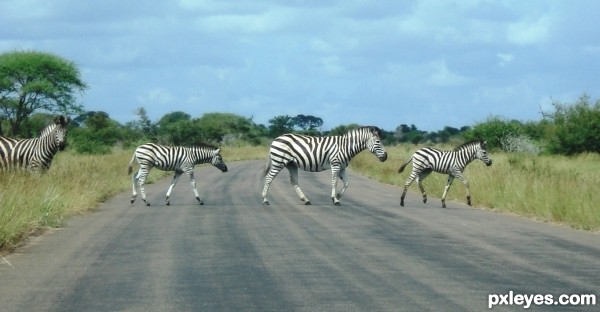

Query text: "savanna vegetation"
[1, 50, 599, 253]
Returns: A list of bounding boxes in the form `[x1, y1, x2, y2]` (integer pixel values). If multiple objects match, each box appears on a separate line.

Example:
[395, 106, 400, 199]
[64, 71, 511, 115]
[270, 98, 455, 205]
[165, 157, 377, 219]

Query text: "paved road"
[1, 160, 598, 312]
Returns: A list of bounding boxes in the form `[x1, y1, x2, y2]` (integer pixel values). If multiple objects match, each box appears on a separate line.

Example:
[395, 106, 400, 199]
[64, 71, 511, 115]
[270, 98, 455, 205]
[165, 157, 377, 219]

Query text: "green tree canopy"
[544, 94, 600, 155]
[0, 50, 87, 135]
[268, 115, 294, 137]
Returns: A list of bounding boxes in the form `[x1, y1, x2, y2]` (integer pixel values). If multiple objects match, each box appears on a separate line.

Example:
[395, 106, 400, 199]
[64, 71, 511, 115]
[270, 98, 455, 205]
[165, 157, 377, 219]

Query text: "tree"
[328, 123, 361, 136]
[70, 111, 121, 154]
[292, 114, 323, 131]
[544, 94, 600, 155]
[268, 115, 294, 137]
[0, 50, 87, 135]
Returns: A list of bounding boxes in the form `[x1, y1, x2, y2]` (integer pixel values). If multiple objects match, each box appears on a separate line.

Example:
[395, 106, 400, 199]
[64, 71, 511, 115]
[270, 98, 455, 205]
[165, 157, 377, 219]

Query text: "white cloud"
[507, 15, 554, 45]
[320, 56, 345, 76]
[136, 88, 175, 106]
[497, 53, 514, 67]
[427, 60, 469, 86]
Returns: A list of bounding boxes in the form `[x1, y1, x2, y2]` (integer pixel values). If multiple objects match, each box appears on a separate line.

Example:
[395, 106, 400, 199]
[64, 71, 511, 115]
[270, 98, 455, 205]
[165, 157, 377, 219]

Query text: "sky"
[1, 0, 599, 132]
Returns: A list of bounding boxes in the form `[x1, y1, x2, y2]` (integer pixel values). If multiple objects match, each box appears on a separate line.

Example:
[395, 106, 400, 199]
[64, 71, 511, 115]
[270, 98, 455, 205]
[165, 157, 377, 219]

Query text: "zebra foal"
[398, 140, 492, 208]
[0, 115, 70, 174]
[262, 126, 388, 206]
[128, 143, 228, 206]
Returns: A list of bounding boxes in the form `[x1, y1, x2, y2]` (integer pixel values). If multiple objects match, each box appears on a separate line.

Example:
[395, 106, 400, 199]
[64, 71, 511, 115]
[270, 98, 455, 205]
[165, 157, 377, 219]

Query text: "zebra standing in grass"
[398, 140, 492, 208]
[0, 115, 70, 174]
[128, 143, 228, 206]
[262, 126, 388, 206]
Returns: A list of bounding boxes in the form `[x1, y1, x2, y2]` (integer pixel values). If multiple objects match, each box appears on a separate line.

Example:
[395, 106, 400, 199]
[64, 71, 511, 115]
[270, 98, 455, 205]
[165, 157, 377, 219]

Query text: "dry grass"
[2, 143, 598, 253]
[351, 145, 600, 231]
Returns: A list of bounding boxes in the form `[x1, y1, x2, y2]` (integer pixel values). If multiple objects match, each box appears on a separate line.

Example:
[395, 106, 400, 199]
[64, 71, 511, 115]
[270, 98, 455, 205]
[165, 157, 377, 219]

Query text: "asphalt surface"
[0, 160, 598, 312]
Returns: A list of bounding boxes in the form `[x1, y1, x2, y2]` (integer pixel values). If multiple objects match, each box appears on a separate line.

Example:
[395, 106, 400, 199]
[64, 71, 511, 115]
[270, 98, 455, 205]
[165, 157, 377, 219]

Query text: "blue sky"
[2, 0, 599, 131]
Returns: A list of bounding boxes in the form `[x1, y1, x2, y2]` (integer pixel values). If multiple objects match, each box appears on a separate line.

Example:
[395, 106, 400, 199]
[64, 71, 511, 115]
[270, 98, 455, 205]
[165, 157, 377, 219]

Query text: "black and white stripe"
[128, 143, 228, 206]
[262, 126, 388, 206]
[0, 115, 70, 174]
[398, 140, 492, 208]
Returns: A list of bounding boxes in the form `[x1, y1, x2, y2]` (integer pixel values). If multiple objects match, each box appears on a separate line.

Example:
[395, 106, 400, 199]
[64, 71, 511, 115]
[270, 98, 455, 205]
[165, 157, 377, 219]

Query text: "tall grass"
[0, 146, 268, 253]
[2, 144, 598, 252]
[352, 145, 600, 231]
[0, 149, 159, 252]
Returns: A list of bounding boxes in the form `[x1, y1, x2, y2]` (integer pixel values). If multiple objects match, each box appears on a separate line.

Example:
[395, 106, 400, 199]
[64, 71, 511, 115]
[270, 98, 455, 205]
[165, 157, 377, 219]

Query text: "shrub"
[544, 94, 600, 155]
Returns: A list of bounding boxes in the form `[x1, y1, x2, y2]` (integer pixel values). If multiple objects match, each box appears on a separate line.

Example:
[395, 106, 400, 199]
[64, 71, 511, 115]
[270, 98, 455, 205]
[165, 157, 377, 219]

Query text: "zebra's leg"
[288, 164, 311, 205]
[165, 171, 183, 206]
[400, 170, 418, 206]
[441, 175, 455, 208]
[417, 169, 432, 204]
[262, 162, 283, 205]
[138, 170, 151, 206]
[131, 171, 139, 204]
[330, 165, 342, 206]
[335, 168, 349, 200]
[455, 174, 471, 206]
[187, 171, 204, 205]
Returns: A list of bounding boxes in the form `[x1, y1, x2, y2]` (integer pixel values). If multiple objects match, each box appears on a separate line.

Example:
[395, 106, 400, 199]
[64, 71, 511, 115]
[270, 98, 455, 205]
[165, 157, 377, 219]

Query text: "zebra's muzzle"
[58, 142, 66, 151]
[378, 152, 388, 162]
[485, 160, 492, 166]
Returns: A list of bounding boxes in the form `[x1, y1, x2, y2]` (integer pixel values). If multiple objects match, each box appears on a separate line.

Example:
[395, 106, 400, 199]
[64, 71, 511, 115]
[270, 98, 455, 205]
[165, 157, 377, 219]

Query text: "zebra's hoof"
[333, 202, 341, 206]
[400, 201, 404, 207]
[263, 201, 270, 206]
[145, 202, 151, 207]
[198, 201, 204, 205]
[305, 201, 311, 205]
[166, 202, 170, 206]
[130, 199, 135, 204]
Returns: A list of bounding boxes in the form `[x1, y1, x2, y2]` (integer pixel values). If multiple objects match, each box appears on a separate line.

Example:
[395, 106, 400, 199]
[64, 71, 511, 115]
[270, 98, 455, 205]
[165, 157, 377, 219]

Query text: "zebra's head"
[48, 115, 70, 151]
[365, 126, 388, 162]
[211, 148, 228, 172]
[475, 140, 492, 166]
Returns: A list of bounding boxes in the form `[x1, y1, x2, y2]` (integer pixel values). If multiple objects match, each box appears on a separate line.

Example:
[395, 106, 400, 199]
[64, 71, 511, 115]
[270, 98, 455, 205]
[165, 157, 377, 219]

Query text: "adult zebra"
[398, 140, 492, 208]
[0, 115, 70, 174]
[128, 143, 228, 206]
[262, 126, 388, 206]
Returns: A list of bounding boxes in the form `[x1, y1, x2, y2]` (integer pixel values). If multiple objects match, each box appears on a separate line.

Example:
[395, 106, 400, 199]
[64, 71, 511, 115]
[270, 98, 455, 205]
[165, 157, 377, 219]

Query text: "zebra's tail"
[127, 152, 137, 175]
[263, 157, 272, 177]
[398, 156, 413, 173]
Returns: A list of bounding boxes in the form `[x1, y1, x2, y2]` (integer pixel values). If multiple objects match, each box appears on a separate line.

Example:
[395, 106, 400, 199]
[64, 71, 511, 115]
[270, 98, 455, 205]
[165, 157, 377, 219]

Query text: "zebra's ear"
[213, 148, 221, 155]
[54, 115, 70, 126]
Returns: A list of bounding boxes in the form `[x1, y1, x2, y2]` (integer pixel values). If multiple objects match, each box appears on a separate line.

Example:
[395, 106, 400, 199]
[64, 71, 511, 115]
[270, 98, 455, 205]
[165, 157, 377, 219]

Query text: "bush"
[500, 134, 543, 155]
[544, 94, 600, 155]
[464, 116, 526, 150]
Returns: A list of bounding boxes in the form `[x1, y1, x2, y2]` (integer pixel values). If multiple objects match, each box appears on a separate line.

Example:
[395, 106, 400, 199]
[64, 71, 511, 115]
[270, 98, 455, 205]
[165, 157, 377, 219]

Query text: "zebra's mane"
[346, 126, 383, 137]
[39, 115, 69, 138]
[453, 140, 485, 151]
[39, 123, 58, 138]
[189, 142, 219, 150]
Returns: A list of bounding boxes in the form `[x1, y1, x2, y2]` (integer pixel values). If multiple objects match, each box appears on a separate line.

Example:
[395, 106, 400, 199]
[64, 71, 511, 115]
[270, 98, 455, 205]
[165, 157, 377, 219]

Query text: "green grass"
[352, 145, 600, 231]
[0, 146, 269, 253]
[2, 144, 598, 253]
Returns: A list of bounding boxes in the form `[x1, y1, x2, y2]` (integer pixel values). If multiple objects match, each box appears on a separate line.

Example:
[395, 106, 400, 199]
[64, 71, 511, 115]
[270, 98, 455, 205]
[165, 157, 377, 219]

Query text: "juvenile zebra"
[398, 140, 492, 208]
[128, 143, 228, 206]
[0, 115, 70, 174]
[262, 126, 388, 206]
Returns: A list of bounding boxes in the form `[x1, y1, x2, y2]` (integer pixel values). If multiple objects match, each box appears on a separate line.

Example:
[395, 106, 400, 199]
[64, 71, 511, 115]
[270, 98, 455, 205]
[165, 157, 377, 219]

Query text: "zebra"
[128, 143, 228, 206]
[398, 140, 492, 208]
[0, 115, 70, 174]
[262, 126, 388, 206]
